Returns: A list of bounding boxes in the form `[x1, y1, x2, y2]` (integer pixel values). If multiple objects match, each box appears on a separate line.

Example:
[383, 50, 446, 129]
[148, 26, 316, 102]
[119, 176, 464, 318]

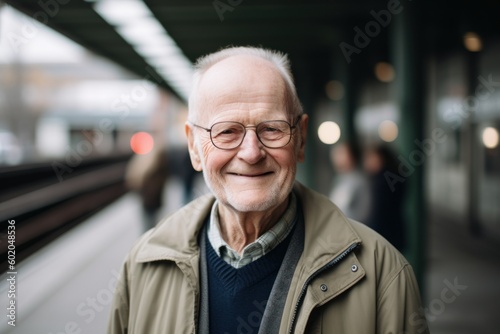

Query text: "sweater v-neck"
[205, 225, 293, 294]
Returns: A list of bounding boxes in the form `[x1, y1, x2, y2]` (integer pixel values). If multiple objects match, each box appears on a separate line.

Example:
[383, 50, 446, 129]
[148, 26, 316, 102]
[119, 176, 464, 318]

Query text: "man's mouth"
[230, 172, 273, 177]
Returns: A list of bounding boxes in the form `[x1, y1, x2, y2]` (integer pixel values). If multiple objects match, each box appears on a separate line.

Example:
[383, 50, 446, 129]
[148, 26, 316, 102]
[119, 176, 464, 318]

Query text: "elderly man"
[108, 46, 428, 334]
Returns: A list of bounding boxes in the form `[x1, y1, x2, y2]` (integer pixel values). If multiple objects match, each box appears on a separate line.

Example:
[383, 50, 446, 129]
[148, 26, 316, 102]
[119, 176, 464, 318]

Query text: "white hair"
[188, 46, 303, 122]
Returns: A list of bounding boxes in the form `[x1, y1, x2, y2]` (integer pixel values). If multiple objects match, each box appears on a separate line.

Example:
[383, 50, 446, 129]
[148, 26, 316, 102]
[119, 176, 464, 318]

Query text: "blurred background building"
[0, 0, 499, 333]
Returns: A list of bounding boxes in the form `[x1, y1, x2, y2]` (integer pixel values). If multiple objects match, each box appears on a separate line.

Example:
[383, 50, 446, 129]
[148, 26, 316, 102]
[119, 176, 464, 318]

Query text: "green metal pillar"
[333, 55, 358, 147]
[391, 2, 426, 286]
[294, 54, 317, 188]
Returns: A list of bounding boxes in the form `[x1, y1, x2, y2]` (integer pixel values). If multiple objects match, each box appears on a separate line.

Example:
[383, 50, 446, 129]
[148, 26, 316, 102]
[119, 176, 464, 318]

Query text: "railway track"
[0, 155, 131, 273]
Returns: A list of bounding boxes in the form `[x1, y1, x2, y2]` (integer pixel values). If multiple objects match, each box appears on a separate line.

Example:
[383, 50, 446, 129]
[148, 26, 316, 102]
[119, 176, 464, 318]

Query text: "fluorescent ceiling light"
[0, 6, 86, 64]
[94, 0, 151, 26]
[135, 44, 178, 59]
[94, 0, 193, 100]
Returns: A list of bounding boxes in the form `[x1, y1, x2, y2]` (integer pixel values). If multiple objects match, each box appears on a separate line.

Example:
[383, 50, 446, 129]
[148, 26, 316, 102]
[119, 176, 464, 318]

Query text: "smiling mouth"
[231, 172, 273, 177]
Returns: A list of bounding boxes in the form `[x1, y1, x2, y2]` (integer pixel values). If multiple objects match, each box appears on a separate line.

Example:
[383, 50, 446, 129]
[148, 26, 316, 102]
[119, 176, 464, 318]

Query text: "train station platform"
[424, 213, 500, 333]
[1, 179, 499, 333]
[0, 192, 143, 334]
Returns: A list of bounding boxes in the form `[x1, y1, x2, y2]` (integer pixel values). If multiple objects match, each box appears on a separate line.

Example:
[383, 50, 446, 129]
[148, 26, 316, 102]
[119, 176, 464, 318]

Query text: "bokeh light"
[325, 80, 345, 101]
[318, 121, 341, 144]
[374, 62, 395, 83]
[130, 132, 154, 154]
[378, 120, 399, 142]
[482, 127, 499, 149]
[464, 32, 483, 52]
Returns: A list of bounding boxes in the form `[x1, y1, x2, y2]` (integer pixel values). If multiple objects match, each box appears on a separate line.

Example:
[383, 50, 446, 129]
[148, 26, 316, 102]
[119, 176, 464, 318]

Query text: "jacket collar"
[135, 182, 362, 266]
[136, 193, 215, 263]
[294, 182, 362, 271]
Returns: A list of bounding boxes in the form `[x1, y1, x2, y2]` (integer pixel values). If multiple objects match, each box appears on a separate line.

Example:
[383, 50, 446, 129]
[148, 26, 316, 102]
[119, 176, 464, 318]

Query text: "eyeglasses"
[190, 115, 303, 150]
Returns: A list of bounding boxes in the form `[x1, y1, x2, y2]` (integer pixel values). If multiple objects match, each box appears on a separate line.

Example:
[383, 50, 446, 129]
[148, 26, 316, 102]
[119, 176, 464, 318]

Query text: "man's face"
[186, 55, 308, 213]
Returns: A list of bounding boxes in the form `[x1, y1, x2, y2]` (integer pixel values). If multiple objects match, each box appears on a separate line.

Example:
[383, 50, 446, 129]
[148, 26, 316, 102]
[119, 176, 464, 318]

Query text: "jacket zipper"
[287, 242, 360, 334]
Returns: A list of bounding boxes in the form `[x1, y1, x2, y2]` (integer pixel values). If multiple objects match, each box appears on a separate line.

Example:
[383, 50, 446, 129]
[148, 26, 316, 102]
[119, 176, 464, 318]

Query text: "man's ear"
[297, 114, 308, 162]
[185, 122, 203, 171]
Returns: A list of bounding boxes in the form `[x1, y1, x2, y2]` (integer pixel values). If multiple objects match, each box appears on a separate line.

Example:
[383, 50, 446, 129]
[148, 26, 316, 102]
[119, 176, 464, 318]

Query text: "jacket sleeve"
[107, 259, 131, 334]
[377, 264, 429, 334]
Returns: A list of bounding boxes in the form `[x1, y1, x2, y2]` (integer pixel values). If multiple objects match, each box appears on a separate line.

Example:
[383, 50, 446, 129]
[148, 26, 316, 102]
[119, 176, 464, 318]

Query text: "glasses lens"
[209, 120, 294, 149]
[257, 121, 291, 148]
[211, 122, 245, 149]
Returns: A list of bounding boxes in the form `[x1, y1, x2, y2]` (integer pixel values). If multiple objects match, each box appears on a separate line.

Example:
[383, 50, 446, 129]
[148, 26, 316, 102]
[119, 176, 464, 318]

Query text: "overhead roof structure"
[4, 0, 500, 101]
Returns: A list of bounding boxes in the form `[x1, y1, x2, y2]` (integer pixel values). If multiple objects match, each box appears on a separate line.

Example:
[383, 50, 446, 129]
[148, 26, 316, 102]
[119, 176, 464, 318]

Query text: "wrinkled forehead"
[193, 56, 289, 121]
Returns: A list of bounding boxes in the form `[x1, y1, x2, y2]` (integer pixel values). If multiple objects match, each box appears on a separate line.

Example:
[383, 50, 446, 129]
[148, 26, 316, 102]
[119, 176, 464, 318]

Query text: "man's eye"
[214, 126, 242, 137]
[220, 129, 235, 134]
[262, 127, 280, 132]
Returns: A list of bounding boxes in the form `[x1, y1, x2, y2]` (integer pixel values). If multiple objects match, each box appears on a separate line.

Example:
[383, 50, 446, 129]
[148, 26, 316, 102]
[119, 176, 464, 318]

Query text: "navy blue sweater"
[206, 230, 293, 334]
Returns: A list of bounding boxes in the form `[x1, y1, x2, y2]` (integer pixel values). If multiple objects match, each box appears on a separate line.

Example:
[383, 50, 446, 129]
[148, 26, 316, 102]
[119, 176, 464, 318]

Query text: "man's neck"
[217, 198, 289, 254]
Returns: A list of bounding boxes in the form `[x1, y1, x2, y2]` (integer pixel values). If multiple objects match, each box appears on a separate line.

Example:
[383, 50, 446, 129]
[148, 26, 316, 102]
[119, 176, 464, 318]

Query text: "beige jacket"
[108, 183, 429, 333]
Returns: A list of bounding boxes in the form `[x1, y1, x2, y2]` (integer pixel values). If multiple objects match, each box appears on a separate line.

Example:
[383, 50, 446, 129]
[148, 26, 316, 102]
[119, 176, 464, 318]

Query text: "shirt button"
[320, 284, 328, 292]
[351, 264, 358, 272]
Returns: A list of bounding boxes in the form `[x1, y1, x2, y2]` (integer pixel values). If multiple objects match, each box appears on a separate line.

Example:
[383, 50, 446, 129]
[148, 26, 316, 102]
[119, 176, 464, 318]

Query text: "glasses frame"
[190, 114, 303, 150]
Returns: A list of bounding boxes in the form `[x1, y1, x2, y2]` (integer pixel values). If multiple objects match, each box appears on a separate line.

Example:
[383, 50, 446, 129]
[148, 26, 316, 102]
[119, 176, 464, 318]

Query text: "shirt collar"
[207, 192, 297, 268]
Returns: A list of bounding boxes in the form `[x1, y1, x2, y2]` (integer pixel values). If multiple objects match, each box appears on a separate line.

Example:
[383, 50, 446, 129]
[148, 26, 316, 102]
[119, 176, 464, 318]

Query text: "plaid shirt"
[207, 192, 297, 269]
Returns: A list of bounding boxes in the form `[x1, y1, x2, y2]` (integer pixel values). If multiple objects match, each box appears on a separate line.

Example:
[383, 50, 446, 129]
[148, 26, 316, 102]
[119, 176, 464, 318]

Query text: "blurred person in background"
[125, 143, 169, 231]
[108, 46, 427, 334]
[363, 144, 407, 253]
[329, 141, 371, 222]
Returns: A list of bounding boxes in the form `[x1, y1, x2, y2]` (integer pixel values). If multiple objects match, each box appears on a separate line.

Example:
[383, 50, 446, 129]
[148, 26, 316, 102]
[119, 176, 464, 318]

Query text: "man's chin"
[226, 193, 279, 213]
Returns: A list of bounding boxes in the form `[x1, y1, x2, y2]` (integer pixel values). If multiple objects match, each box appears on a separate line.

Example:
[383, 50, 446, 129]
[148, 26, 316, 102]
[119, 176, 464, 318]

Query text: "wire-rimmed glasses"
[190, 115, 302, 150]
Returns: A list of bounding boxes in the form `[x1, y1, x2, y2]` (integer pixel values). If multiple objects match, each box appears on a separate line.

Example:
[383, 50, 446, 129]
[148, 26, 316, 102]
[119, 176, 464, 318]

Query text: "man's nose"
[237, 129, 265, 163]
